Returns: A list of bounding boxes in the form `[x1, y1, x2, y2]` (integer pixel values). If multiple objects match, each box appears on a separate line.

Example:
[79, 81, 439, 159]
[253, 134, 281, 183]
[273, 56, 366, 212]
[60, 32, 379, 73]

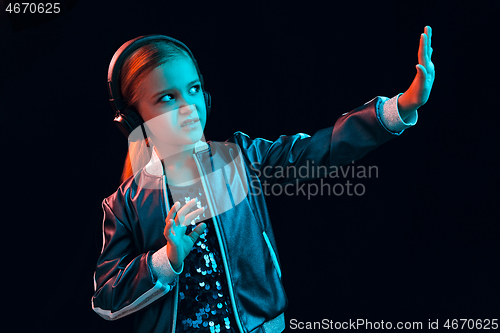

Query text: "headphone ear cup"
[204, 91, 212, 117]
[113, 107, 145, 139]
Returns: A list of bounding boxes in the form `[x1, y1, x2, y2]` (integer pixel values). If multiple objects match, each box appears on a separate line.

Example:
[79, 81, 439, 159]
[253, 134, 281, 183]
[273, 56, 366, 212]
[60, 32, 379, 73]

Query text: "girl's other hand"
[398, 26, 435, 119]
[164, 199, 206, 271]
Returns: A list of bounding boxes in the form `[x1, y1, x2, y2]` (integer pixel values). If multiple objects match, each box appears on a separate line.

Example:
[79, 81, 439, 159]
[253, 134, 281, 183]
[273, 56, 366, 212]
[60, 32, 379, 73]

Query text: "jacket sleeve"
[230, 96, 410, 186]
[91, 193, 179, 321]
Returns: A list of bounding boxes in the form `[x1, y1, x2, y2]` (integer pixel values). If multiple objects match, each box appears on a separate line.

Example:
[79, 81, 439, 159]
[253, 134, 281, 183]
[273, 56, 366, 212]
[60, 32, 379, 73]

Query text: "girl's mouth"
[181, 118, 200, 128]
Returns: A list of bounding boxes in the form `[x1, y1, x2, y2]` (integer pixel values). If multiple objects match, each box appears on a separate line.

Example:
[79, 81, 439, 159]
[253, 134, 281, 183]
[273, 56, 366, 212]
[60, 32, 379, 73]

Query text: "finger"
[175, 199, 198, 225]
[425, 26, 432, 57]
[420, 33, 432, 69]
[418, 33, 426, 66]
[425, 26, 432, 44]
[166, 201, 181, 223]
[164, 219, 175, 238]
[182, 206, 206, 227]
[187, 222, 207, 244]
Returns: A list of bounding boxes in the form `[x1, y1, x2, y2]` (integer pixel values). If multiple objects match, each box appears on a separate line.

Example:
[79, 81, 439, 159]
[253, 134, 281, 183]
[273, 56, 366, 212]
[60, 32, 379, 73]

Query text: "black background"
[1, 0, 499, 331]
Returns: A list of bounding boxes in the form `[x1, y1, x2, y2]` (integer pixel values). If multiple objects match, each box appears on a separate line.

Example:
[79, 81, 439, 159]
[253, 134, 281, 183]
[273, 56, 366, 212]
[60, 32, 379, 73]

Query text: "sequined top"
[168, 180, 237, 333]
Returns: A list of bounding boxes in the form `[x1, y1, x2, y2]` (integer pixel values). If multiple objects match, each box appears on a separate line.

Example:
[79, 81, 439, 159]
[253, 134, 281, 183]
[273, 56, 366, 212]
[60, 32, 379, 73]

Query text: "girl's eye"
[158, 85, 200, 103]
[189, 85, 201, 94]
[160, 94, 174, 103]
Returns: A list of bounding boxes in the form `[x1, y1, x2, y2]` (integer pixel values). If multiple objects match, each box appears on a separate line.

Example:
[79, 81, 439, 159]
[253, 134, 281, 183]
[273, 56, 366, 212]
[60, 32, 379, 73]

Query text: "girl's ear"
[204, 91, 211, 117]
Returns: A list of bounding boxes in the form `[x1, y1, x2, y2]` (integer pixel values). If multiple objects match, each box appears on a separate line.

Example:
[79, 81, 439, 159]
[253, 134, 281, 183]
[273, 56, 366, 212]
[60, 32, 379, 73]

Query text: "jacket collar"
[144, 140, 210, 176]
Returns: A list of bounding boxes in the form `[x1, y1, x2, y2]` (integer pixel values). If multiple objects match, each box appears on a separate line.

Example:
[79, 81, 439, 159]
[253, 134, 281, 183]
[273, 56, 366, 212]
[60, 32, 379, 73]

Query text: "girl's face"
[135, 56, 207, 149]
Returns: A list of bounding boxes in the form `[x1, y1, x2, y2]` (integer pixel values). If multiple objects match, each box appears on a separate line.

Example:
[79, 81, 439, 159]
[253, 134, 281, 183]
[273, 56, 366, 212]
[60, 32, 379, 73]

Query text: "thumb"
[416, 64, 427, 78]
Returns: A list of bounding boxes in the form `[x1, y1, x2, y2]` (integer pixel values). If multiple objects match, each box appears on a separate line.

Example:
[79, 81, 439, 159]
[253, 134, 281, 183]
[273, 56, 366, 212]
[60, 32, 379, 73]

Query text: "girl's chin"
[182, 127, 204, 141]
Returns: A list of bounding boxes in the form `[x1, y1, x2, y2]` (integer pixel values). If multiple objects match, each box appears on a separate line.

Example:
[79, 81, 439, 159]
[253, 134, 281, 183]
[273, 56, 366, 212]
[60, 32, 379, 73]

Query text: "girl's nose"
[178, 104, 195, 115]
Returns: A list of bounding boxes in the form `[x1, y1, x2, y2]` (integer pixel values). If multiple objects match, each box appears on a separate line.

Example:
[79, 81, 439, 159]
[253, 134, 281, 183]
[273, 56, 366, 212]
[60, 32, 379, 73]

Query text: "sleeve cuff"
[377, 93, 418, 134]
[150, 245, 183, 287]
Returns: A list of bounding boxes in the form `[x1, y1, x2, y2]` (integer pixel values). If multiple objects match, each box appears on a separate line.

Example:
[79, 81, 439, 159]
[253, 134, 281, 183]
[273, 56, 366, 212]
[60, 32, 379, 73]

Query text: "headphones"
[107, 35, 211, 138]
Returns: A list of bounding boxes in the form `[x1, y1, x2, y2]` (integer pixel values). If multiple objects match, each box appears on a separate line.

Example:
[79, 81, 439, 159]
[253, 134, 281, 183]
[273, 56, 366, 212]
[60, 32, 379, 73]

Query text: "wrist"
[397, 93, 419, 121]
[150, 244, 182, 287]
[166, 243, 182, 272]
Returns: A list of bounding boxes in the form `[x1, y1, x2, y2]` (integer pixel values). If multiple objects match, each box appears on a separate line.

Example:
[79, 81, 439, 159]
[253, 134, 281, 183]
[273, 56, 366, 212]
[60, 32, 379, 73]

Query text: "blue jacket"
[91, 96, 407, 332]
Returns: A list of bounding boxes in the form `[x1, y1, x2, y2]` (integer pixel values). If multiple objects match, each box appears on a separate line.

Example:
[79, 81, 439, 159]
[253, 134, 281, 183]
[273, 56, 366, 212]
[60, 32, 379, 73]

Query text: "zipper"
[193, 151, 245, 333]
[162, 174, 179, 333]
[171, 283, 179, 333]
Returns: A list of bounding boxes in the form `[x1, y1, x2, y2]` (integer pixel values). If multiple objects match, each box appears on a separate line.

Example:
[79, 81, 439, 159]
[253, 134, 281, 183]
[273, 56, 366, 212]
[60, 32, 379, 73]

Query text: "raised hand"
[164, 199, 207, 271]
[398, 26, 435, 119]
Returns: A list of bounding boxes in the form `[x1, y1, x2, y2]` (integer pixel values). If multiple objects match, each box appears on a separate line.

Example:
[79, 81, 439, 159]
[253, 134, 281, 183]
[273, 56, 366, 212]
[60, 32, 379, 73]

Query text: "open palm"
[398, 26, 435, 117]
[164, 199, 206, 271]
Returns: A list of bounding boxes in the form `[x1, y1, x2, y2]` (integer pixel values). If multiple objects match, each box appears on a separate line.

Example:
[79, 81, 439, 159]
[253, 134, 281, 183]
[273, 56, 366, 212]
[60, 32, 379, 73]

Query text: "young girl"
[92, 27, 434, 333]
